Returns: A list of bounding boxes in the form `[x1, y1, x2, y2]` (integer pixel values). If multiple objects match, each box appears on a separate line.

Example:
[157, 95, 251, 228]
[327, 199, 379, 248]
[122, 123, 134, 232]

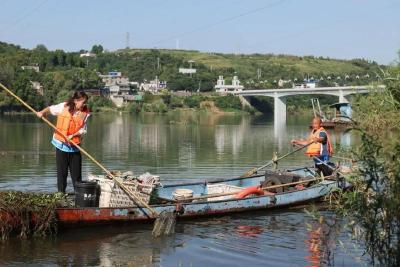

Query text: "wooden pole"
[171, 176, 326, 202]
[240, 142, 314, 178]
[0, 82, 157, 216]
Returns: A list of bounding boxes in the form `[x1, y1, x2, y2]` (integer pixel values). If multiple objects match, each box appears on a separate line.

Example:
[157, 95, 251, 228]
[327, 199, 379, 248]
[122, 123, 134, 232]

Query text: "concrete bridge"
[233, 86, 381, 124]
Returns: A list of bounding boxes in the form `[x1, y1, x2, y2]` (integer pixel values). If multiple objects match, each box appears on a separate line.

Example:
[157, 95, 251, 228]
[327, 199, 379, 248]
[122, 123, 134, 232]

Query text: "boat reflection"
[234, 225, 264, 238]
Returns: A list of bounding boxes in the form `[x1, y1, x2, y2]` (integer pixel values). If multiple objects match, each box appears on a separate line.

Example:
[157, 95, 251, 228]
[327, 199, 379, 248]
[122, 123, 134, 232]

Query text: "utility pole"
[188, 60, 195, 78]
[157, 57, 160, 70]
[257, 68, 262, 80]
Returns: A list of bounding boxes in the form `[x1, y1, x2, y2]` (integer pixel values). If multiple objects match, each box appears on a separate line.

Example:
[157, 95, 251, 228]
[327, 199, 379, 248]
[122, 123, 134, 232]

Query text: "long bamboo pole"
[167, 176, 327, 203]
[0, 82, 157, 216]
[240, 142, 314, 178]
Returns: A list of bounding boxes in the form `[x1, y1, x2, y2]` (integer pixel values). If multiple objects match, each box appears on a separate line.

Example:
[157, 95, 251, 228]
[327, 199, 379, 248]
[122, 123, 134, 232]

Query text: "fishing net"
[0, 191, 66, 240]
[152, 211, 176, 238]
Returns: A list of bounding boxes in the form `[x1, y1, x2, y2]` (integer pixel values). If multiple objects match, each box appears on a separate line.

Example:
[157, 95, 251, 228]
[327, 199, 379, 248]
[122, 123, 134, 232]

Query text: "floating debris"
[0, 191, 66, 240]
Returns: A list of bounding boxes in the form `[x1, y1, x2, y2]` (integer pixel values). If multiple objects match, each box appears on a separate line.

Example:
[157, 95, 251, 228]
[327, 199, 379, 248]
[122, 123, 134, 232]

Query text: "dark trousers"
[56, 148, 82, 193]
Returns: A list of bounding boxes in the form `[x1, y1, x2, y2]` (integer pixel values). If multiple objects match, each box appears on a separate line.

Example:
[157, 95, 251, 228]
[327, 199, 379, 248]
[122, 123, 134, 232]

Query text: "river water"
[0, 112, 366, 266]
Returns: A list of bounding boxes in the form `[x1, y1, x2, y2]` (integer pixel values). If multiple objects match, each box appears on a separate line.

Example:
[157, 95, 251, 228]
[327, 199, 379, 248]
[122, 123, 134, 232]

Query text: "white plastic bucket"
[172, 188, 194, 201]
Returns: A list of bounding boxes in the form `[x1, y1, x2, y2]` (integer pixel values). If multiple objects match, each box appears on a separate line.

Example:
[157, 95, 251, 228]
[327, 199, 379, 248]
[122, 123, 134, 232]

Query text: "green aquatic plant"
[0, 191, 66, 240]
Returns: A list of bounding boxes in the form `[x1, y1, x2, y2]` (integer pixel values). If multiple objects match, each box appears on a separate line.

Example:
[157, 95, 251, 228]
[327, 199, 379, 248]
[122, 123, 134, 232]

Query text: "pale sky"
[0, 0, 399, 64]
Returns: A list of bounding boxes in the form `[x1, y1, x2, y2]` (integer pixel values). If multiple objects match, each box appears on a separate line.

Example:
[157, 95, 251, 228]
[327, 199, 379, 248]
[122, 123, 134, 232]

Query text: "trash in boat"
[206, 183, 243, 201]
[88, 171, 160, 208]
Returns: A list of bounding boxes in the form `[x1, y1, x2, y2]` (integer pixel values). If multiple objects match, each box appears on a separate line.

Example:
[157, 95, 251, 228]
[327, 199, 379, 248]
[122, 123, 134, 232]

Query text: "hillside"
[122, 48, 382, 84]
[0, 41, 384, 112]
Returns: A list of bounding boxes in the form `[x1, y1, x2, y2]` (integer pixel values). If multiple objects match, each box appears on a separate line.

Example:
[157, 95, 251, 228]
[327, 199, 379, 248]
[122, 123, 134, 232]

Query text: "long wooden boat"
[56, 167, 348, 227]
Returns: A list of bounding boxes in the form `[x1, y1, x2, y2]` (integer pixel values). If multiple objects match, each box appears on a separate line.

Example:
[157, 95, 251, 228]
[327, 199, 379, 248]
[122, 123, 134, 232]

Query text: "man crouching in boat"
[290, 117, 334, 176]
[36, 91, 90, 193]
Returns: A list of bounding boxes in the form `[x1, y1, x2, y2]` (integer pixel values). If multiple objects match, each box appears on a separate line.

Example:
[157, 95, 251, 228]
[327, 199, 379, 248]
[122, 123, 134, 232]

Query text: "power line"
[152, 0, 289, 47]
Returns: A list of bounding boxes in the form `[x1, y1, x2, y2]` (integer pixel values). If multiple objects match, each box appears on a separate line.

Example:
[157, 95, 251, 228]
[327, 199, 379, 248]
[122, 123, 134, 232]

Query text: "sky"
[0, 0, 399, 64]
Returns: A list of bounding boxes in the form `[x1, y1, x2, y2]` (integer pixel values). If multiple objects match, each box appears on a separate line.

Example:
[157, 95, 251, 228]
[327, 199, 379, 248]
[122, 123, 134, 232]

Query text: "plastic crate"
[88, 174, 155, 208]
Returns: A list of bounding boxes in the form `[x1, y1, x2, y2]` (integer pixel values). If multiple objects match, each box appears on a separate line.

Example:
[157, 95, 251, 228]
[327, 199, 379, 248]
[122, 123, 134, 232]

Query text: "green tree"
[91, 44, 103, 54]
[33, 44, 48, 53]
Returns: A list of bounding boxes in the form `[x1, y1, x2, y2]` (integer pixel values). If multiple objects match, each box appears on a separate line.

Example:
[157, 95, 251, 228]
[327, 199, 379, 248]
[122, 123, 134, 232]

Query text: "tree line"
[0, 41, 384, 112]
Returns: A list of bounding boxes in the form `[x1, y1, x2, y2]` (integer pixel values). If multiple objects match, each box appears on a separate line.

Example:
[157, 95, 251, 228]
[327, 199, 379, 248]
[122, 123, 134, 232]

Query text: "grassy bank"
[119, 93, 257, 115]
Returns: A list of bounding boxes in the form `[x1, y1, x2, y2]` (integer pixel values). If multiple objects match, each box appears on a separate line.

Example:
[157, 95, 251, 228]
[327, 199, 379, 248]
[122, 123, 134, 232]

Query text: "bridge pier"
[274, 95, 286, 125]
[338, 90, 349, 103]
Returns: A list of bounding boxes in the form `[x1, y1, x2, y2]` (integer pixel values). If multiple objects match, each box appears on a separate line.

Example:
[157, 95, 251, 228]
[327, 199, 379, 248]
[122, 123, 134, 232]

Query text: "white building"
[294, 79, 317, 89]
[178, 68, 196, 75]
[21, 65, 40, 72]
[100, 72, 129, 89]
[80, 51, 96, 58]
[139, 76, 167, 93]
[215, 76, 244, 93]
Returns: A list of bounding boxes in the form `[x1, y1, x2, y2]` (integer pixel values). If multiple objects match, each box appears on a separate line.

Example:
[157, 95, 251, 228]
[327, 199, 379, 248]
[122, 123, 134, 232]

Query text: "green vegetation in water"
[0, 191, 66, 240]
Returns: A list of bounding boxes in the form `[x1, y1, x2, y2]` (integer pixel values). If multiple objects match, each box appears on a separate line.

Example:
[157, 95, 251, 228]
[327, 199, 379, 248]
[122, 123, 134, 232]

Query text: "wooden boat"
[56, 167, 348, 227]
[309, 99, 353, 129]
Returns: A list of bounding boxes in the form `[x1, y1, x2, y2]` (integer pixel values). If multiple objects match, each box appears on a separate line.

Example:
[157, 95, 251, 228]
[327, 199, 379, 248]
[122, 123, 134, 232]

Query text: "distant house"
[215, 76, 244, 93]
[98, 71, 142, 107]
[278, 79, 292, 88]
[294, 79, 317, 89]
[21, 65, 40, 72]
[139, 76, 167, 93]
[79, 51, 96, 58]
[178, 68, 196, 75]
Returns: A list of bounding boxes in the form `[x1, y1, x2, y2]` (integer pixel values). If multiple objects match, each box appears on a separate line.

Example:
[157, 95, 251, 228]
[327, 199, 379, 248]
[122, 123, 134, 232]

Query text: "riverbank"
[1, 92, 320, 117]
[85, 93, 260, 115]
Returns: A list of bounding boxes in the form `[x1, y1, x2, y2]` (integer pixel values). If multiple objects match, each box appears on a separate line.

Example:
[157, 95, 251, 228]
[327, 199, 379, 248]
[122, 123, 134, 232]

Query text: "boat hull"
[56, 180, 339, 227]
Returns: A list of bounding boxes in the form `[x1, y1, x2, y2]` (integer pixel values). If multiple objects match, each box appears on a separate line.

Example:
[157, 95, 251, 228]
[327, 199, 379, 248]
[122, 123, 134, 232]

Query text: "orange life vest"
[54, 106, 89, 144]
[305, 127, 333, 157]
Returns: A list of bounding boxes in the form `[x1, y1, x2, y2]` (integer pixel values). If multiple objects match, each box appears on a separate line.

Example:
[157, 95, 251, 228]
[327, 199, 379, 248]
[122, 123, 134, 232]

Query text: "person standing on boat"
[290, 117, 334, 175]
[36, 91, 90, 193]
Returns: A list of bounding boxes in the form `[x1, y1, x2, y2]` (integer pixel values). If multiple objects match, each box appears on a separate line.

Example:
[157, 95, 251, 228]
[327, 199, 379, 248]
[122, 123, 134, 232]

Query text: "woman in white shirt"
[37, 91, 90, 193]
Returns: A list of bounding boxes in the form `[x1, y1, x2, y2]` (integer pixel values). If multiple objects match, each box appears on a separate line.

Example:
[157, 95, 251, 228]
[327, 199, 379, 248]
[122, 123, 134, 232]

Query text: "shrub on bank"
[124, 94, 255, 114]
[87, 96, 114, 112]
[184, 95, 202, 108]
[169, 96, 184, 108]
[243, 105, 256, 115]
[214, 94, 242, 110]
[143, 92, 162, 103]
[127, 102, 142, 113]
[142, 102, 167, 113]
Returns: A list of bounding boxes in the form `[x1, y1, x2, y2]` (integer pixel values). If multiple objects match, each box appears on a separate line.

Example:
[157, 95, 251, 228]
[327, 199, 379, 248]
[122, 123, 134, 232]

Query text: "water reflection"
[0, 113, 358, 191]
[0, 110, 364, 266]
[274, 117, 287, 152]
[215, 116, 250, 157]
